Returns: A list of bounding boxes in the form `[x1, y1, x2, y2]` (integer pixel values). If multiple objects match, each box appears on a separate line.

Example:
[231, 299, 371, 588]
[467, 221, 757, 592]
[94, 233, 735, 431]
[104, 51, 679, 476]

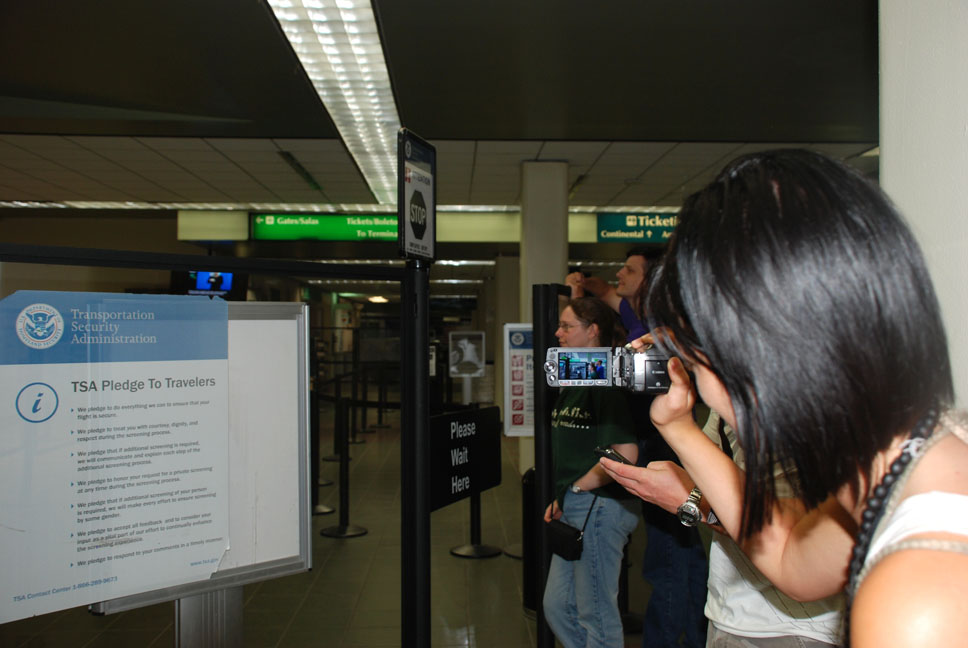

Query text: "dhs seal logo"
[16, 303, 64, 349]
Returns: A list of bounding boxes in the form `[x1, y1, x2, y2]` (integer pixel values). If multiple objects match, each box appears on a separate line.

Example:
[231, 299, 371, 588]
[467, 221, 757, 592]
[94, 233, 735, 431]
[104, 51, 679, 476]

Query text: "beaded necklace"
[843, 406, 939, 644]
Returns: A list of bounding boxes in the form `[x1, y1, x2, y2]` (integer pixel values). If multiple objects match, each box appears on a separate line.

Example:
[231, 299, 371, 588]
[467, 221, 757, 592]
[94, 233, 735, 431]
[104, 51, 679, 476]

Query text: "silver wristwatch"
[677, 487, 703, 527]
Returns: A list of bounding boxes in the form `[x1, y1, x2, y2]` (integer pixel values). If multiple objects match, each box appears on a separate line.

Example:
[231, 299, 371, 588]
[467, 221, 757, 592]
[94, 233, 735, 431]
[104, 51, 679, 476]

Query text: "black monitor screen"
[171, 270, 247, 300]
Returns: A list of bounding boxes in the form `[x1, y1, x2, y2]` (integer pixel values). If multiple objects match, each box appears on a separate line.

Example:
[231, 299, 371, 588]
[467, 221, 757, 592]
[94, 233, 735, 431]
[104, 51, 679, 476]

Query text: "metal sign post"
[398, 129, 436, 648]
[532, 283, 570, 648]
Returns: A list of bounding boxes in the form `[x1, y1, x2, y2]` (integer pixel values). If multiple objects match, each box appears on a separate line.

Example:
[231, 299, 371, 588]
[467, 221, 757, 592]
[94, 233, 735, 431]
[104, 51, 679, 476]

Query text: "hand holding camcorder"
[543, 345, 671, 394]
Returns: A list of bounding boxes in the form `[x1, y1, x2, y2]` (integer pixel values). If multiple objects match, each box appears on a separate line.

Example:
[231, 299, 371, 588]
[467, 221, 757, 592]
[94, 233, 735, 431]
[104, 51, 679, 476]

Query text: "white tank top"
[867, 491, 968, 562]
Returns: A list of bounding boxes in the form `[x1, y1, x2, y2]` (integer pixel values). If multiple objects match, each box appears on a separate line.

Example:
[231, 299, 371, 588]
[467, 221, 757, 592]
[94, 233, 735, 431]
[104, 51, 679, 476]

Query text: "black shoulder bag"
[546, 495, 598, 561]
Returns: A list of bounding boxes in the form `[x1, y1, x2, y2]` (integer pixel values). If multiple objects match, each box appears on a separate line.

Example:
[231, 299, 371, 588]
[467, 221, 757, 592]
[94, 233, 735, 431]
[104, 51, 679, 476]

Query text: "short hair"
[646, 149, 953, 537]
[626, 245, 664, 265]
[567, 297, 624, 346]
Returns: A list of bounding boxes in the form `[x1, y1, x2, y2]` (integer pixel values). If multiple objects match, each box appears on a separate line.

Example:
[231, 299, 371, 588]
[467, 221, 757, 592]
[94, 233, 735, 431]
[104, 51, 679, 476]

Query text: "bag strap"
[578, 495, 599, 535]
[717, 417, 734, 460]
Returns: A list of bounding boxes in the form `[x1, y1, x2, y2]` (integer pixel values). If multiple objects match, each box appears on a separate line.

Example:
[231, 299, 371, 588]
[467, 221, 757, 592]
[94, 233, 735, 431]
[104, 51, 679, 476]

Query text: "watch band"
[677, 487, 703, 527]
[686, 487, 701, 506]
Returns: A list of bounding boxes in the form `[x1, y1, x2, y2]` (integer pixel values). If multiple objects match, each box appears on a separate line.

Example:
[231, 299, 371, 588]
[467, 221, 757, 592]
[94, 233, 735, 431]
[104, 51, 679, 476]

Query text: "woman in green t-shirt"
[543, 297, 640, 648]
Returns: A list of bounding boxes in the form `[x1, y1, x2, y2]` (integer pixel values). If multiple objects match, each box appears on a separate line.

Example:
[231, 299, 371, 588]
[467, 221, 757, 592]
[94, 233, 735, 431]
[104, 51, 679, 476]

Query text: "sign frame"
[503, 323, 534, 437]
[251, 213, 397, 242]
[428, 406, 501, 512]
[397, 129, 437, 261]
[448, 331, 485, 379]
[596, 212, 678, 243]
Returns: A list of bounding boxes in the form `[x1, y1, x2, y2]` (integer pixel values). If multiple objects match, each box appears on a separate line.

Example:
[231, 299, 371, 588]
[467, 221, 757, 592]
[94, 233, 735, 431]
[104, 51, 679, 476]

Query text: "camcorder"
[543, 345, 671, 394]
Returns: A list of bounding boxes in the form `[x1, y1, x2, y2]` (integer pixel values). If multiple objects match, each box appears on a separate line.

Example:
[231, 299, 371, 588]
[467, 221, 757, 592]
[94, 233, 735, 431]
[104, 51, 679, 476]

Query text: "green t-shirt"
[551, 387, 637, 504]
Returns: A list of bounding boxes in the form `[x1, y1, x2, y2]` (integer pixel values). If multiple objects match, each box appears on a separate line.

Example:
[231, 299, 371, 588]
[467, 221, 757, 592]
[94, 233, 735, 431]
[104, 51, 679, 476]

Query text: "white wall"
[880, 0, 968, 406]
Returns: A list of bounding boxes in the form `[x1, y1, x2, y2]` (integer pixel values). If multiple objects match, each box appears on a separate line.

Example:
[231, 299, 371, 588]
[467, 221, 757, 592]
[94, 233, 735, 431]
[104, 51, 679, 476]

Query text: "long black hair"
[647, 149, 953, 538]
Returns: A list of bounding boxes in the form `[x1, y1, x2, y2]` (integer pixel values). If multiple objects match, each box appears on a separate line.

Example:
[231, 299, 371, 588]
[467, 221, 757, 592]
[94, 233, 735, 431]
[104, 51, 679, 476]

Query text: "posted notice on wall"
[0, 291, 230, 624]
[503, 324, 534, 436]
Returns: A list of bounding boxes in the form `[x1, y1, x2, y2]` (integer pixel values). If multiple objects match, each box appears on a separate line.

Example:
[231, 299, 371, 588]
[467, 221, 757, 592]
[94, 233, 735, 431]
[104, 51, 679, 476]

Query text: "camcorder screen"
[557, 351, 610, 381]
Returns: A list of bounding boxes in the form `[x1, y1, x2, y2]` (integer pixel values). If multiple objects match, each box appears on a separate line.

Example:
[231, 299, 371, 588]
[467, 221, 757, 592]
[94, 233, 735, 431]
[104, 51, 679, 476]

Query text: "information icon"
[16, 382, 59, 423]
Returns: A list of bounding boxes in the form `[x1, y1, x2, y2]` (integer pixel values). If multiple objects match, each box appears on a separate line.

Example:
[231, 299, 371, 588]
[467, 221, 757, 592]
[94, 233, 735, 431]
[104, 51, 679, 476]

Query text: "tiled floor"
[1, 399, 652, 647]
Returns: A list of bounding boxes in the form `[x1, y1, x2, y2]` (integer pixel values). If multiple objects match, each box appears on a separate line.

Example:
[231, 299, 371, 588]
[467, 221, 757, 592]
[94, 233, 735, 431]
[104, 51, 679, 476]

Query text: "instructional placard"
[503, 324, 534, 436]
[429, 406, 501, 512]
[0, 291, 230, 624]
[397, 129, 436, 261]
[448, 331, 485, 378]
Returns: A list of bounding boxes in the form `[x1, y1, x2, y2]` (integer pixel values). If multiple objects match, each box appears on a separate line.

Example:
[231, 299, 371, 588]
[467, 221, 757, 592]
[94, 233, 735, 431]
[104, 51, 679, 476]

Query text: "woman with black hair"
[543, 297, 640, 648]
[601, 149, 967, 647]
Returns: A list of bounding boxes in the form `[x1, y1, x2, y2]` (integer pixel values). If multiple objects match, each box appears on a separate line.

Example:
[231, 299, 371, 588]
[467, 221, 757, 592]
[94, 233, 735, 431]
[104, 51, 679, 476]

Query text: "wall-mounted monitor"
[171, 271, 248, 300]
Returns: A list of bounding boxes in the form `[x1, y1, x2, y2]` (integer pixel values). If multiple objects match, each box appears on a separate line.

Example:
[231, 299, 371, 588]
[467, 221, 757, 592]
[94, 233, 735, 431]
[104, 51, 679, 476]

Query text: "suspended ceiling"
[0, 0, 879, 211]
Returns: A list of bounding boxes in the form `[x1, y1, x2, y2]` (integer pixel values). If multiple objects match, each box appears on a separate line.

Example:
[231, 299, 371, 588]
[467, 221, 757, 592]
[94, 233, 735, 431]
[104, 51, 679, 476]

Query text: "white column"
[518, 161, 569, 471]
[880, 0, 968, 406]
[519, 162, 569, 322]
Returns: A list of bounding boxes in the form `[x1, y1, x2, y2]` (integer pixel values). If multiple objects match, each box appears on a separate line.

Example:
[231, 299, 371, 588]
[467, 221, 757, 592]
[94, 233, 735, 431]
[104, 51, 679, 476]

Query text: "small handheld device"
[543, 345, 671, 393]
[594, 446, 634, 465]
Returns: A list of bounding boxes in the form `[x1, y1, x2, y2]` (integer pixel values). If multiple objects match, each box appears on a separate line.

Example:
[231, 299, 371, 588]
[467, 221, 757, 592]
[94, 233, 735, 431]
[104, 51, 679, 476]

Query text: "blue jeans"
[544, 491, 640, 648]
[640, 502, 709, 648]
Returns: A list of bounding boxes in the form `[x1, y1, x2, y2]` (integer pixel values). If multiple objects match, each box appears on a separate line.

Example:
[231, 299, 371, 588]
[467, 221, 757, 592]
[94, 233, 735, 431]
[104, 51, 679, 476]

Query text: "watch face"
[677, 501, 702, 527]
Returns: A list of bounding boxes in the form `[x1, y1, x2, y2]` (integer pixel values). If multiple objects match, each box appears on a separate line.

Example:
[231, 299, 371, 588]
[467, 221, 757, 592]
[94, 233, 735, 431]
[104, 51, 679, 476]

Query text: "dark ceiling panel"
[0, 0, 340, 138]
[374, 0, 878, 142]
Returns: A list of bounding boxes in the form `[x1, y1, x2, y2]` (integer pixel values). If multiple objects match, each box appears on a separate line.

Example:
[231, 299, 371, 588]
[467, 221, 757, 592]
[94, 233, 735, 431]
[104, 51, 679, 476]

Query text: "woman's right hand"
[564, 272, 585, 298]
[650, 356, 698, 434]
[544, 500, 561, 523]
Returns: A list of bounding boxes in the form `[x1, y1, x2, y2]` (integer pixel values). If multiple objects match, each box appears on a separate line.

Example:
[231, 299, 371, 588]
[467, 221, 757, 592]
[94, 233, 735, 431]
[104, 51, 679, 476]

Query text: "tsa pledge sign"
[0, 291, 230, 624]
[429, 407, 501, 512]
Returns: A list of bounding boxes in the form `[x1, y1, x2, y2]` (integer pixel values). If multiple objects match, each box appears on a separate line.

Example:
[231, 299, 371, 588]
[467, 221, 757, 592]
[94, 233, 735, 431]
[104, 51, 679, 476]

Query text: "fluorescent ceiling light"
[312, 258, 404, 266]
[367, 295, 389, 303]
[267, 0, 400, 205]
[435, 260, 496, 267]
[308, 279, 398, 285]
[0, 201, 680, 214]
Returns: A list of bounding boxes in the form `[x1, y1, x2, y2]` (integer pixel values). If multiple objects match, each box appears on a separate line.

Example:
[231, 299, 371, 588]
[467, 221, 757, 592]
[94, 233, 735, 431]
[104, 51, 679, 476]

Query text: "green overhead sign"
[251, 214, 397, 241]
[597, 212, 678, 243]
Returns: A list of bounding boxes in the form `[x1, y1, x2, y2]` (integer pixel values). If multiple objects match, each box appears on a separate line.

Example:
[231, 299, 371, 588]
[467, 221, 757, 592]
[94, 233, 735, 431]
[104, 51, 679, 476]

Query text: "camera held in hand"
[543, 345, 671, 394]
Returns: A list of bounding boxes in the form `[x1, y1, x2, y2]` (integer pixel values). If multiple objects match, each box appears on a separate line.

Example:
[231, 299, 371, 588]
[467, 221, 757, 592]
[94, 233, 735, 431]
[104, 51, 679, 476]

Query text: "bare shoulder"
[852, 547, 968, 647]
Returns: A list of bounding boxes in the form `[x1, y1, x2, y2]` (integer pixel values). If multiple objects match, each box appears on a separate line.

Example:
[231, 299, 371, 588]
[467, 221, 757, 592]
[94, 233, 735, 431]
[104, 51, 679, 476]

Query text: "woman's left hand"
[600, 459, 694, 514]
[543, 500, 562, 523]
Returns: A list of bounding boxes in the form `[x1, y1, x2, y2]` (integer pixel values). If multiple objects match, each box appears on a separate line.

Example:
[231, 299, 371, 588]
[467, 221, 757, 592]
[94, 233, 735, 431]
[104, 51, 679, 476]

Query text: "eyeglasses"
[557, 321, 588, 331]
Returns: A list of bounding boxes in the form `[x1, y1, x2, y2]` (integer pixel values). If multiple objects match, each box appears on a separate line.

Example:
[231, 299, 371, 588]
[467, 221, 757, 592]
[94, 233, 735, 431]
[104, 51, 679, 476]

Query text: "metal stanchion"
[373, 365, 390, 429]
[450, 492, 502, 559]
[519, 468, 536, 613]
[348, 335, 365, 445]
[358, 366, 375, 434]
[310, 367, 334, 516]
[534, 283, 568, 648]
[322, 376, 345, 463]
[320, 399, 367, 539]
[401, 257, 430, 647]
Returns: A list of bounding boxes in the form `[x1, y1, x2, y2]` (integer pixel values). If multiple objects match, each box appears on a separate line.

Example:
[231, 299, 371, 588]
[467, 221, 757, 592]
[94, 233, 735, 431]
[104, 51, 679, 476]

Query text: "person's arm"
[544, 500, 562, 522]
[573, 442, 638, 492]
[565, 272, 587, 299]
[850, 549, 968, 647]
[606, 355, 853, 601]
[600, 459, 724, 532]
[566, 272, 621, 311]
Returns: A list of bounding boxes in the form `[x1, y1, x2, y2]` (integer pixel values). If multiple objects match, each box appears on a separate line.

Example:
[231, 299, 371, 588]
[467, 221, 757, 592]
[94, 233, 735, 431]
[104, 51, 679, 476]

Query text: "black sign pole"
[401, 258, 431, 647]
[398, 128, 435, 648]
[533, 283, 567, 648]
